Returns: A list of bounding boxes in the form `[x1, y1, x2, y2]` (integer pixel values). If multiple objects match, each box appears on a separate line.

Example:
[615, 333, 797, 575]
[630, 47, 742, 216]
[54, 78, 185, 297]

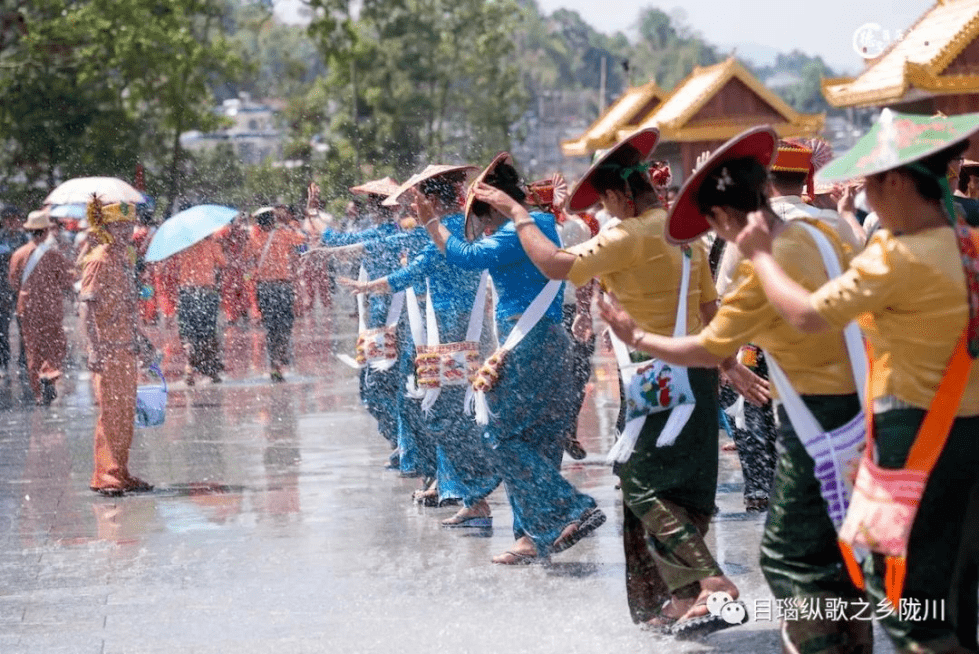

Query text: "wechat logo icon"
[707, 591, 749, 625]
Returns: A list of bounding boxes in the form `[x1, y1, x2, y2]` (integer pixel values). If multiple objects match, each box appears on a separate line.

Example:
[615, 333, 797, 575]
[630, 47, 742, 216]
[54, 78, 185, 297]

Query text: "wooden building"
[822, 0, 979, 116]
[560, 81, 666, 158]
[560, 58, 824, 183]
[631, 58, 824, 179]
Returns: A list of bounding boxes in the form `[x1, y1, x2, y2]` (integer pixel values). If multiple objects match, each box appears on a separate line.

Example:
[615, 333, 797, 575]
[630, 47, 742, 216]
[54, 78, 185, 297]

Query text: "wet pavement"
[0, 298, 895, 654]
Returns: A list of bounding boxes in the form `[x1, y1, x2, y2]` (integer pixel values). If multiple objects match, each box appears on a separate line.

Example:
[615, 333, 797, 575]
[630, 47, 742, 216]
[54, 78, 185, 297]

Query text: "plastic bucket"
[135, 364, 167, 428]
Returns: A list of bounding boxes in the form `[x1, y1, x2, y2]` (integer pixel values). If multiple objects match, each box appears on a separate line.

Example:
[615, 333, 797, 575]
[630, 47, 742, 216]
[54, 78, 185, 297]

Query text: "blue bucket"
[135, 364, 167, 428]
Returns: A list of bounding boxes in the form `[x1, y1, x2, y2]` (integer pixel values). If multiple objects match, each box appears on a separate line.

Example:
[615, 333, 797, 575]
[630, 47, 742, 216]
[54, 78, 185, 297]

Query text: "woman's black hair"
[420, 171, 467, 208]
[472, 162, 526, 218]
[894, 140, 970, 201]
[695, 156, 771, 217]
[27, 229, 45, 239]
[256, 211, 275, 229]
[589, 144, 655, 200]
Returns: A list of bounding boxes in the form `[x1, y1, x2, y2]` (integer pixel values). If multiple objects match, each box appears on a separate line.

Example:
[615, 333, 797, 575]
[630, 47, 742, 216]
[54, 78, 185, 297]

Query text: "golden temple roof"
[823, 0, 979, 107]
[627, 58, 823, 142]
[560, 81, 666, 157]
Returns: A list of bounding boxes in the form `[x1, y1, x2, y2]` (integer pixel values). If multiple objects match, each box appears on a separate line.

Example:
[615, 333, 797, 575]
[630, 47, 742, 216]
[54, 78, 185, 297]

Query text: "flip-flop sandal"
[91, 486, 125, 498]
[492, 550, 544, 565]
[639, 602, 679, 634]
[411, 489, 439, 507]
[551, 507, 607, 554]
[670, 600, 749, 640]
[441, 515, 493, 529]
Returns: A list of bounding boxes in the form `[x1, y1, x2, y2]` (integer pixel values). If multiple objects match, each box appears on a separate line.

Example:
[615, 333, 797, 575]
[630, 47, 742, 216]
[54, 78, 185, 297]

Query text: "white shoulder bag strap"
[21, 242, 51, 287]
[255, 227, 279, 276]
[765, 222, 867, 420]
[469, 279, 562, 425]
[606, 250, 695, 463]
[763, 222, 868, 531]
[421, 271, 489, 414]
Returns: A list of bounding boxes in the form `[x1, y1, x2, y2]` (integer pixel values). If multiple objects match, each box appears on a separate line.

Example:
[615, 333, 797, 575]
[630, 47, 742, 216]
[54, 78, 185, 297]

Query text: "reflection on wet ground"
[0, 305, 894, 654]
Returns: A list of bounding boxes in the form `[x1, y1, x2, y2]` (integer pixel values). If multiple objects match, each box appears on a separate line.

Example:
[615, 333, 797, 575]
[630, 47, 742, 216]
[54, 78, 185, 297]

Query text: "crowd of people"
[3, 108, 979, 652]
[311, 110, 979, 652]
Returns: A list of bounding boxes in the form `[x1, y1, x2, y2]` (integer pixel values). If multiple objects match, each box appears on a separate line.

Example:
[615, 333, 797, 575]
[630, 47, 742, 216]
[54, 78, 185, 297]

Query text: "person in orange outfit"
[216, 218, 251, 325]
[171, 234, 226, 385]
[8, 208, 74, 405]
[154, 254, 178, 329]
[79, 199, 155, 496]
[248, 207, 307, 382]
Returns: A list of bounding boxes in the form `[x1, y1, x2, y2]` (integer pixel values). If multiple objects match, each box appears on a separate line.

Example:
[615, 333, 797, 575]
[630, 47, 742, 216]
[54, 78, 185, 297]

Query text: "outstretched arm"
[337, 276, 392, 295]
[598, 293, 769, 405]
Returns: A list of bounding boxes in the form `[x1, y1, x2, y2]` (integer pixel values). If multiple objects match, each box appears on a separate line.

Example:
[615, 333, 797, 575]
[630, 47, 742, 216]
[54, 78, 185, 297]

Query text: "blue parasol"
[145, 204, 239, 262]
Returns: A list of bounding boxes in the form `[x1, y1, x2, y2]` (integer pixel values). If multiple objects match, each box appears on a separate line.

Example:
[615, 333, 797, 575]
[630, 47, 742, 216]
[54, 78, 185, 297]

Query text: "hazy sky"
[275, 0, 935, 74]
[533, 0, 934, 74]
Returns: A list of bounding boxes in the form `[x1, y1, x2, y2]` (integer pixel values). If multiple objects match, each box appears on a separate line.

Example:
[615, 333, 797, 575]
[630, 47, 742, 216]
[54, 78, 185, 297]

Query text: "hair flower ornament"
[715, 167, 734, 191]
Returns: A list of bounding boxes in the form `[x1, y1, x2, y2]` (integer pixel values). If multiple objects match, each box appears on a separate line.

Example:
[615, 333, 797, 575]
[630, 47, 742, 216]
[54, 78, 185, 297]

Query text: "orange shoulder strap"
[904, 332, 972, 472]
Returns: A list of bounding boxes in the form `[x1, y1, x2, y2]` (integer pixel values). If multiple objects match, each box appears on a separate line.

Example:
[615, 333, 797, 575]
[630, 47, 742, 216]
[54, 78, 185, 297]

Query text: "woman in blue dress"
[313, 178, 428, 471]
[340, 166, 500, 523]
[413, 154, 605, 563]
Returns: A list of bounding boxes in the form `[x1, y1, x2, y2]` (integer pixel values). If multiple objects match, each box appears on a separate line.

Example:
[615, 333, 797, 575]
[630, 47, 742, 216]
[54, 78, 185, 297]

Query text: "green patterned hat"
[817, 109, 979, 184]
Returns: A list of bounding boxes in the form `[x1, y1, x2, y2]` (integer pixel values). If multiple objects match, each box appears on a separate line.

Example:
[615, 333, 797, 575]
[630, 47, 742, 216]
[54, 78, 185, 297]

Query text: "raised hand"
[307, 182, 320, 215]
[596, 292, 640, 347]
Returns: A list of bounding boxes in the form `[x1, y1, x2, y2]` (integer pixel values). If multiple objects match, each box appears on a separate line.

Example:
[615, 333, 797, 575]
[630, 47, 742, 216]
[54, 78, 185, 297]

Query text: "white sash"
[419, 271, 490, 414]
[468, 279, 562, 425]
[606, 250, 695, 464]
[403, 285, 427, 398]
[21, 242, 51, 287]
[763, 222, 867, 530]
[336, 264, 405, 371]
[255, 227, 279, 276]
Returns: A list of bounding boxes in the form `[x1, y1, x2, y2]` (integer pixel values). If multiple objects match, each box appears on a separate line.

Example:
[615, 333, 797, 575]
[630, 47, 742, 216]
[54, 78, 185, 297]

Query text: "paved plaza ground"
[0, 303, 895, 653]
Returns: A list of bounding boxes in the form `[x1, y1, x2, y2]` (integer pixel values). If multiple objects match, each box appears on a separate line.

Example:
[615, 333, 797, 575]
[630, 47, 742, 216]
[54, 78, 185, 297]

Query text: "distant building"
[822, 0, 979, 116]
[561, 58, 825, 185]
[180, 94, 284, 165]
[560, 81, 667, 158]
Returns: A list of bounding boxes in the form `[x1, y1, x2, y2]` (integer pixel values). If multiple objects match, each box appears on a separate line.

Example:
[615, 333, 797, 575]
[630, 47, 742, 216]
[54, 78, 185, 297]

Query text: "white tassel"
[473, 390, 493, 426]
[654, 403, 695, 448]
[335, 354, 363, 370]
[421, 388, 440, 416]
[369, 359, 397, 372]
[606, 418, 645, 464]
[463, 386, 476, 416]
[724, 395, 746, 430]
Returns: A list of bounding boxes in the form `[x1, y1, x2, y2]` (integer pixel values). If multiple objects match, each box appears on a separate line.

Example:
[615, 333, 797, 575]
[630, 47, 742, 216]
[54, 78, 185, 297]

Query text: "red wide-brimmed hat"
[565, 127, 660, 214]
[666, 126, 777, 245]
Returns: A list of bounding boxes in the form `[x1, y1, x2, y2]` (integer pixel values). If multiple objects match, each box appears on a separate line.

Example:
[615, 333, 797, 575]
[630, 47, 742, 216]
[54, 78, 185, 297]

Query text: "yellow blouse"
[811, 226, 979, 416]
[699, 220, 858, 397]
[565, 207, 717, 337]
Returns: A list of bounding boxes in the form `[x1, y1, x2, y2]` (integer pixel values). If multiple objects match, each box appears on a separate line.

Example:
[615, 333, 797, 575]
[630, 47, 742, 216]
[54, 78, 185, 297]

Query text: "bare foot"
[678, 577, 739, 621]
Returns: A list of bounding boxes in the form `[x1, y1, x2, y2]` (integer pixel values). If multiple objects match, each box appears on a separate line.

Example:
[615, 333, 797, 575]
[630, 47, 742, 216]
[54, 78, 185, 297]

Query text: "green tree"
[0, 0, 243, 212]
[304, 0, 527, 190]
